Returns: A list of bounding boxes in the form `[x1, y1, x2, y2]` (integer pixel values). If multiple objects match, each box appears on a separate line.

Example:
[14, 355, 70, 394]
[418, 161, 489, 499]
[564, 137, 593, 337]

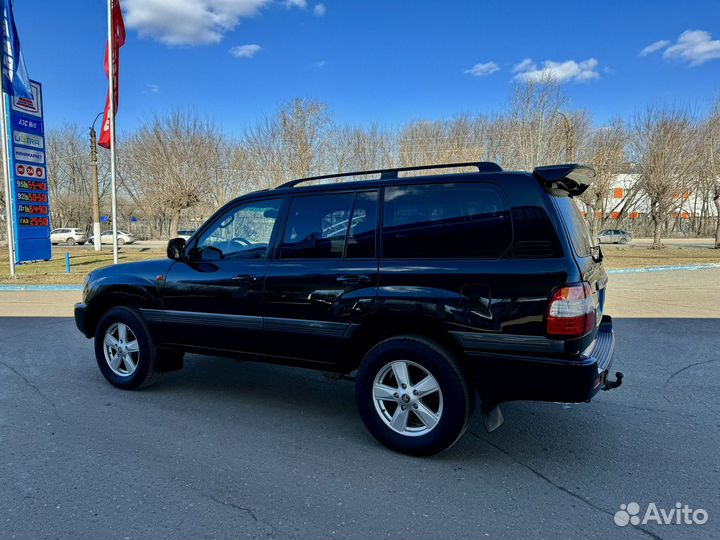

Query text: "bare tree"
[243, 98, 330, 188]
[704, 99, 720, 247]
[45, 124, 112, 231]
[124, 112, 226, 239]
[579, 120, 627, 236]
[326, 124, 394, 175]
[632, 106, 697, 247]
[497, 80, 582, 170]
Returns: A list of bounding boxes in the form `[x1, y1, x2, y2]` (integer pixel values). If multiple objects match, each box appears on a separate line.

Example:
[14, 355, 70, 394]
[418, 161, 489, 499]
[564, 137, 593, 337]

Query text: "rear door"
[552, 195, 607, 341]
[262, 190, 380, 366]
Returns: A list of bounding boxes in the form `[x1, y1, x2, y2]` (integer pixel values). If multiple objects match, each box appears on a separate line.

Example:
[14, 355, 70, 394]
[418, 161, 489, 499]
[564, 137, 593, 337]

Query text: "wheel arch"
[83, 286, 157, 338]
[345, 315, 465, 373]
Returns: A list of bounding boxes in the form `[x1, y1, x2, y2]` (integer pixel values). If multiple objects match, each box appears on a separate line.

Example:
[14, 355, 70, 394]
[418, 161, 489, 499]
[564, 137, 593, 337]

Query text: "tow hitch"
[602, 371, 624, 391]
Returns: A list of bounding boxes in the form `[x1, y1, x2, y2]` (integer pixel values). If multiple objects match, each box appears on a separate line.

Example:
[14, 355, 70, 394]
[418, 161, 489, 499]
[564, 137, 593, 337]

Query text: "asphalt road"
[1, 313, 719, 538]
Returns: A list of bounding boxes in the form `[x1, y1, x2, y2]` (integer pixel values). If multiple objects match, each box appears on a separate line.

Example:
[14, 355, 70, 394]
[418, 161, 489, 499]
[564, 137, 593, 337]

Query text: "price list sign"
[7, 80, 51, 262]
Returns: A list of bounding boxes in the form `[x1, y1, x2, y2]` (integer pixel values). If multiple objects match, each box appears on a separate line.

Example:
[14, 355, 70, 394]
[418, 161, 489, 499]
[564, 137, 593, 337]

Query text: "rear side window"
[281, 193, 355, 259]
[553, 196, 594, 257]
[346, 191, 378, 258]
[382, 183, 511, 259]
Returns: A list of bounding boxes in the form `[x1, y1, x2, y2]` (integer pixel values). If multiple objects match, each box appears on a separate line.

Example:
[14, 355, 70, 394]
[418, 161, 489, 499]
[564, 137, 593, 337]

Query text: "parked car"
[176, 229, 196, 241]
[50, 228, 87, 245]
[74, 162, 622, 456]
[89, 230, 136, 245]
[597, 229, 632, 244]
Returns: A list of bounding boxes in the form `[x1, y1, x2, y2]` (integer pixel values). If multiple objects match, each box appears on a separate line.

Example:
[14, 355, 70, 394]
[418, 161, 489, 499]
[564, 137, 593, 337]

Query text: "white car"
[50, 228, 87, 245]
[89, 230, 136, 245]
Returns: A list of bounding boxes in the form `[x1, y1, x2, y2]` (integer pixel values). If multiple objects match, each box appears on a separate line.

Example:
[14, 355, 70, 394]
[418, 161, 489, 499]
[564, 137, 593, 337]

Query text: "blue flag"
[1, 0, 32, 99]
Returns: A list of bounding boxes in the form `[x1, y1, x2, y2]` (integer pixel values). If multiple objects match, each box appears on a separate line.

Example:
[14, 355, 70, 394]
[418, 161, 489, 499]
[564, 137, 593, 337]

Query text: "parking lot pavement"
[1, 273, 718, 539]
[604, 268, 720, 318]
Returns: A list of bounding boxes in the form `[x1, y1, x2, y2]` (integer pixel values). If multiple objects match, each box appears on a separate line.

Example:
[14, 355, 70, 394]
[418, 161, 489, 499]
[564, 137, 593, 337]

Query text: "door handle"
[232, 274, 258, 283]
[337, 274, 372, 284]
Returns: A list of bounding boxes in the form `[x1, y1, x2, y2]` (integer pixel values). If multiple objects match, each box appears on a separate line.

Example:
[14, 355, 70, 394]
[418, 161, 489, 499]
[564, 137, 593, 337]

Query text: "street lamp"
[90, 112, 103, 251]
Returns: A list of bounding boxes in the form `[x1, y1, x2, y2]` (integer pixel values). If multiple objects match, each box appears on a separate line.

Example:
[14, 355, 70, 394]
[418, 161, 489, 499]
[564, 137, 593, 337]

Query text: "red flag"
[98, 0, 126, 149]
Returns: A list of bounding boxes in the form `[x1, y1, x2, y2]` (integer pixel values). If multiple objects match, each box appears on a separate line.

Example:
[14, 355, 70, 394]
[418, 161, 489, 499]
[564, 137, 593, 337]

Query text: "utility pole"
[556, 110, 574, 162]
[89, 113, 103, 251]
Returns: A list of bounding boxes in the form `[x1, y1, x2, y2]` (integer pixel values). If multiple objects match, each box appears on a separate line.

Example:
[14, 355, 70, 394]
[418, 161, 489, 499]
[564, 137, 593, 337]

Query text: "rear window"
[553, 196, 594, 257]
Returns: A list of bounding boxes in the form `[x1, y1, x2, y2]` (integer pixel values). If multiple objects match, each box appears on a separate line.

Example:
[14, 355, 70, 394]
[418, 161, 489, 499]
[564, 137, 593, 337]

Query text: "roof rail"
[275, 161, 503, 189]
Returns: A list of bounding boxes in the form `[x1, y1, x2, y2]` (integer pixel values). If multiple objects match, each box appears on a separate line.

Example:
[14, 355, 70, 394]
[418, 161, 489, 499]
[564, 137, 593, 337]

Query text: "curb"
[607, 263, 720, 274]
[0, 284, 84, 291]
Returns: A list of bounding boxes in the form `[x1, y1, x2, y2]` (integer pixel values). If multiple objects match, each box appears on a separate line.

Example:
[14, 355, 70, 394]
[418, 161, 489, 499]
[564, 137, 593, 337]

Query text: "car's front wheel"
[355, 336, 474, 456]
[94, 307, 158, 390]
[66, 237, 75, 245]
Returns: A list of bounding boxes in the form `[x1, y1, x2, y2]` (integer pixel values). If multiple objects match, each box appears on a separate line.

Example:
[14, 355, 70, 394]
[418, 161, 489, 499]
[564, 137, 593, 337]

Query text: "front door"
[262, 190, 380, 366]
[160, 198, 284, 353]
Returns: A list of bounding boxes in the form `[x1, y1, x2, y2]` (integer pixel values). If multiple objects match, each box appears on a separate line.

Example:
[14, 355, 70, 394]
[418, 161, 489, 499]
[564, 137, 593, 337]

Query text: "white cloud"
[512, 58, 600, 83]
[639, 39, 670, 57]
[313, 60, 326, 69]
[512, 58, 535, 73]
[142, 83, 160, 94]
[283, 0, 307, 8]
[313, 3, 326, 16]
[464, 61, 500, 77]
[663, 30, 720, 66]
[230, 44, 262, 58]
[124, 0, 270, 45]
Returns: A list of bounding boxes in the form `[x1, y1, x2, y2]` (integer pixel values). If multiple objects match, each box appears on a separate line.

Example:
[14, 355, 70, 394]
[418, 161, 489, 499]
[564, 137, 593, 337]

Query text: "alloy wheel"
[372, 360, 443, 437]
[103, 322, 140, 376]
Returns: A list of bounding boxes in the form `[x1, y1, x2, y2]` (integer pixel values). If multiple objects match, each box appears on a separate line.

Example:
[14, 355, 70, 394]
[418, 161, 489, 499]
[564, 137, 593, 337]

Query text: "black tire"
[355, 336, 474, 456]
[94, 306, 158, 390]
[66, 237, 75, 245]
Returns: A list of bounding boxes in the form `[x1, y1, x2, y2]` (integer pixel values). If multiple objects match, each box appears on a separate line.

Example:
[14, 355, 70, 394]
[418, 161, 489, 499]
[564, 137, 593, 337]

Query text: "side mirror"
[167, 237, 186, 261]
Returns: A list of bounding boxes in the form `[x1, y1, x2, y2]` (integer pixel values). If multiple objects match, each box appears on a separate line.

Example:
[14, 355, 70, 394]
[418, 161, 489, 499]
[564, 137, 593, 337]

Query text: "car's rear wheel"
[355, 336, 474, 456]
[94, 307, 158, 390]
[66, 237, 75, 245]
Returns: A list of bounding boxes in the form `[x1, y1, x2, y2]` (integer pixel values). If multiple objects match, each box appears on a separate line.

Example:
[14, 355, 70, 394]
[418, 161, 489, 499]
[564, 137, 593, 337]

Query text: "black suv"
[75, 162, 622, 455]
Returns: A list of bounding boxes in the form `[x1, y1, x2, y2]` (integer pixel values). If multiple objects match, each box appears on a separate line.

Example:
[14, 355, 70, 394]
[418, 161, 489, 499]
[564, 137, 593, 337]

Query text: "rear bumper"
[465, 315, 618, 403]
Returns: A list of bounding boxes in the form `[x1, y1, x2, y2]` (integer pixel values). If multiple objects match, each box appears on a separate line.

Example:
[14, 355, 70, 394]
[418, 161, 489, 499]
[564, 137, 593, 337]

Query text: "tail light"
[546, 282, 596, 338]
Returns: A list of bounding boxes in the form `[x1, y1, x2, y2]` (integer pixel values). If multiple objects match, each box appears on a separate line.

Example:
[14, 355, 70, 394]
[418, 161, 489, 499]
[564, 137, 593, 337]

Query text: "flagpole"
[107, 0, 118, 264]
[0, 72, 16, 278]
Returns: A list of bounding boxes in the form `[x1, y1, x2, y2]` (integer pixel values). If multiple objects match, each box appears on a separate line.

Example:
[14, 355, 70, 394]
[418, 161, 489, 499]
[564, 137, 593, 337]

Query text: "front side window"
[382, 183, 511, 258]
[281, 193, 355, 259]
[196, 199, 282, 260]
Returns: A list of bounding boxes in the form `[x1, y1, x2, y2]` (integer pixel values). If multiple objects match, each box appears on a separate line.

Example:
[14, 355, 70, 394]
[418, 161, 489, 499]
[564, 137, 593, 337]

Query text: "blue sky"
[14, 0, 720, 136]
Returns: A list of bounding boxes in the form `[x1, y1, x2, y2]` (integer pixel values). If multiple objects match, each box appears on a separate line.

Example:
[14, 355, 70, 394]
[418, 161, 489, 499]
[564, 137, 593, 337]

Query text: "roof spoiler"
[533, 164, 595, 196]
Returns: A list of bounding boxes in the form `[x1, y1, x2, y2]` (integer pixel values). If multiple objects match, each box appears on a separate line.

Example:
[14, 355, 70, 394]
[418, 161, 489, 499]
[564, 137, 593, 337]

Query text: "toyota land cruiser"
[75, 162, 623, 455]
